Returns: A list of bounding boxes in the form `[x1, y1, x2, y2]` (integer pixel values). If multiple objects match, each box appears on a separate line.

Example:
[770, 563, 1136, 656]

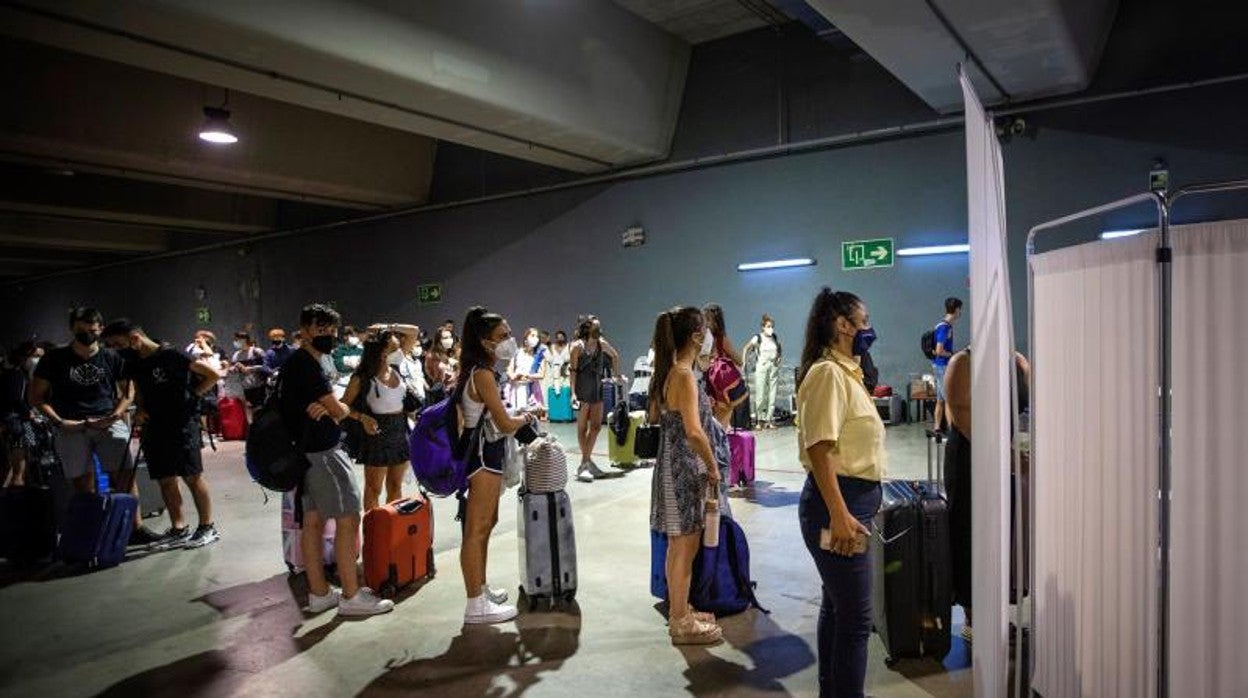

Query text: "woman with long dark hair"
[458, 306, 538, 624]
[342, 332, 412, 511]
[795, 288, 885, 698]
[569, 315, 621, 482]
[701, 304, 750, 429]
[649, 306, 723, 645]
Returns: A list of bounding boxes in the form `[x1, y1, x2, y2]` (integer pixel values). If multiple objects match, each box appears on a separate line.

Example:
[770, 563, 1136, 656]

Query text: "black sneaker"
[128, 525, 165, 546]
[162, 526, 192, 545]
[184, 524, 220, 549]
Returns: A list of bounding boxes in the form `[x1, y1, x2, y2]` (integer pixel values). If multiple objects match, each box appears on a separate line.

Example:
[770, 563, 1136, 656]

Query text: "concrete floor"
[0, 421, 971, 698]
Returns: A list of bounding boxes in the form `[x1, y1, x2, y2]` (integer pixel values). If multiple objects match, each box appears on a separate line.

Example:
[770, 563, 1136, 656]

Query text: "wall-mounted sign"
[622, 226, 646, 248]
[841, 238, 894, 270]
[417, 283, 443, 305]
[195, 306, 211, 324]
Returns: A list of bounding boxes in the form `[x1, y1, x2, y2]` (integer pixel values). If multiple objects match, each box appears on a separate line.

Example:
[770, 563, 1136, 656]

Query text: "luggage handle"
[395, 498, 426, 515]
[875, 524, 912, 545]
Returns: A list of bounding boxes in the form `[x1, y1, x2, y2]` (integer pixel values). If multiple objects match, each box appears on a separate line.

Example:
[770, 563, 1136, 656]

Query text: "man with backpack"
[102, 320, 222, 548]
[927, 297, 963, 433]
[279, 303, 392, 617]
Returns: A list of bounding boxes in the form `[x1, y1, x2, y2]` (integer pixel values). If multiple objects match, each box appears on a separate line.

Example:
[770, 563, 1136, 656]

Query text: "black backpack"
[244, 375, 309, 492]
[920, 322, 948, 360]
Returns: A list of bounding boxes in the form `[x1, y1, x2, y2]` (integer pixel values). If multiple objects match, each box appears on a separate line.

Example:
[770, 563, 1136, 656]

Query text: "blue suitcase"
[59, 492, 138, 568]
[547, 386, 574, 422]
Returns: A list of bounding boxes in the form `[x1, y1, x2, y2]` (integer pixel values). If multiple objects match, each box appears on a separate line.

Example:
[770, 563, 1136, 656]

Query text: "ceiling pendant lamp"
[198, 89, 238, 144]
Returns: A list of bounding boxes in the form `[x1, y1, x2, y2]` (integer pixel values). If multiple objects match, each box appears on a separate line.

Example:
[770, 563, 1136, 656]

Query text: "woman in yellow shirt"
[795, 288, 885, 698]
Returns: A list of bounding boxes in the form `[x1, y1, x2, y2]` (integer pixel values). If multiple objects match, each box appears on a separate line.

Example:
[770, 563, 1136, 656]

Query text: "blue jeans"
[799, 474, 882, 698]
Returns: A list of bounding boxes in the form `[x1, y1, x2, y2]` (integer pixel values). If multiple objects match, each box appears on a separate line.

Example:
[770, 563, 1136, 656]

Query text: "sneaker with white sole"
[304, 588, 341, 614]
[184, 524, 220, 549]
[464, 594, 518, 624]
[338, 587, 395, 617]
[586, 461, 609, 478]
[483, 583, 509, 605]
[576, 464, 594, 483]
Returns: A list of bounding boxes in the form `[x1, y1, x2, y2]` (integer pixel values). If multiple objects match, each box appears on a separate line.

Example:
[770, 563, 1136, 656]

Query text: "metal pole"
[1155, 195, 1172, 698]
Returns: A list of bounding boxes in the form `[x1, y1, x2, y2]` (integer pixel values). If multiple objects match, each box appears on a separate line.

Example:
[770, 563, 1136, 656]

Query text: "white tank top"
[460, 368, 485, 427]
[366, 371, 406, 413]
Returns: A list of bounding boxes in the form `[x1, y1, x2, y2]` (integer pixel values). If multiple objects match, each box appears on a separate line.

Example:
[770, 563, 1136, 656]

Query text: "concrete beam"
[0, 38, 435, 209]
[0, 218, 168, 253]
[1, 0, 690, 172]
[0, 202, 267, 234]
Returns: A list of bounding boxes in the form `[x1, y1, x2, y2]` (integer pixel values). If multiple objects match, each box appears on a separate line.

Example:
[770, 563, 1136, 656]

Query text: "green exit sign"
[417, 283, 443, 305]
[841, 238, 894, 270]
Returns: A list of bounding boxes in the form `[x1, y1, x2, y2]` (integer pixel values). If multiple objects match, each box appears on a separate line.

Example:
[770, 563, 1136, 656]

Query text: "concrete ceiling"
[612, 0, 786, 44]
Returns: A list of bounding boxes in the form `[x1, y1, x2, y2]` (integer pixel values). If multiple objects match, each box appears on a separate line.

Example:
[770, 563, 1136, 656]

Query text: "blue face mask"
[852, 327, 877, 356]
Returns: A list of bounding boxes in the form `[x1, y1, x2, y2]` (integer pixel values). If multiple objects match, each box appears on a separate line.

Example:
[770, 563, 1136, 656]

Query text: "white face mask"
[24, 357, 39, 374]
[763, 326, 774, 337]
[232, 340, 243, 350]
[699, 330, 714, 357]
[526, 335, 538, 349]
[347, 336, 361, 347]
[413, 346, 424, 359]
[492, 336, 518, 362]
[440, 336, 454, 350]
[387, 350, 405, 366]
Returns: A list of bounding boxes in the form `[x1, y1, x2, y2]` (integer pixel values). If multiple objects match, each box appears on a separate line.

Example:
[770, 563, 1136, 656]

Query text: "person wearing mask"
[425, 329, 457, 404]
[742, 314, 783, 429]
[369, 323, 426, 410]
[701, 304, 749, 430]
[28, 307, 162, 545]
[186, 331, 226, 435]
[931, 297, 963, 433]
[264, 328, 295, 375]
[342, 332, 415, 511]
[649, 306, 722, 645]
[331, 326, 364, 398]
[506, 328, 544, 411]
[102, 320, 222, 548]
[229, 332, 268, 417]
[570, 316, 621, 482]
[542, 330, 571, 395]
[1, 342, 41, 488]
[795, 288, 885, 698]
[458, 306, 539, 623]
[281, 304, 393, 617]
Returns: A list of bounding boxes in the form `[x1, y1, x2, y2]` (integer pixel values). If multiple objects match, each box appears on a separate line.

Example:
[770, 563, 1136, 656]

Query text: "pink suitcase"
[727, 429, 756, 486]
[281, 490, 359, 574]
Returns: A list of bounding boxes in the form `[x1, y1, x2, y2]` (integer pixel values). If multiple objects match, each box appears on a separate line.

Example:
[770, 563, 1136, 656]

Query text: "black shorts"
[141, 420, 204, 480]
[244, 386, 268, 408]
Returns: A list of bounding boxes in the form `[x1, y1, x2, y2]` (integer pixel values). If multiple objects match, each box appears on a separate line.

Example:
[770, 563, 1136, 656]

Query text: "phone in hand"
[820, 527, 869, 555]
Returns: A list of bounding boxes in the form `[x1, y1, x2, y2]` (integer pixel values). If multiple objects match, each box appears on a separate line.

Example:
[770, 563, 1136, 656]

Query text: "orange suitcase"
[363, 497, 435, 598]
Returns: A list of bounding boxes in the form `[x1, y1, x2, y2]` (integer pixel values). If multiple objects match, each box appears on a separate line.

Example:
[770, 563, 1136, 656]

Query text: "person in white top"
[369, 323, 426, 407]
[342, 332, 417, 511]
[506, 327, 545, 412]
[742, 314, 783, 429]
[542, 329, 571, 393]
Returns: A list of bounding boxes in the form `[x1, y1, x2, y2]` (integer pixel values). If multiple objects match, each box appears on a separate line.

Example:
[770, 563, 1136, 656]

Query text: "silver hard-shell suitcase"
[518, 488, 577, 609]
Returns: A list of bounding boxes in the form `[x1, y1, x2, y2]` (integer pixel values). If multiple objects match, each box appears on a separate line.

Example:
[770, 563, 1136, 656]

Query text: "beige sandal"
[669, 614, 723, 646]
[689, 607, 716, 623]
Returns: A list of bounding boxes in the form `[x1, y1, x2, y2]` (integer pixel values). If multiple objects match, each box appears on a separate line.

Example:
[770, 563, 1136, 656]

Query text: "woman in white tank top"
[343, 332, 415, 512]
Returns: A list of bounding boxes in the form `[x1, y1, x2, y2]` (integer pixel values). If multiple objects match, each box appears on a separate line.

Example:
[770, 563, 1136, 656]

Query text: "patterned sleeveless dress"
[650, 388, 715, 536]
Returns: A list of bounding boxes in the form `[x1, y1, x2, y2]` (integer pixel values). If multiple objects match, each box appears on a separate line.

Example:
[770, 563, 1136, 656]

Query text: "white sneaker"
[483, 583, 509, 604]
[304, 588, 341, 614]
[338, 587, 395, 617]
[464, 594, 518, 624]
[576, 464, 595, 483]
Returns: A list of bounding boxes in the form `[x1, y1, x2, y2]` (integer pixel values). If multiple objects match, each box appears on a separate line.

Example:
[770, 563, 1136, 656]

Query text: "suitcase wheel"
[884, 656, 899, 668]
[562, 590, 576, 603]
[379, 581, 397, 599]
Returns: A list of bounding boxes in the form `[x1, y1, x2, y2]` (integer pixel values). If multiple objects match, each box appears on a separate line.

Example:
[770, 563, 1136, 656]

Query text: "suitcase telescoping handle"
[395, 498, 426, 515]
[925, 429, 945, 484]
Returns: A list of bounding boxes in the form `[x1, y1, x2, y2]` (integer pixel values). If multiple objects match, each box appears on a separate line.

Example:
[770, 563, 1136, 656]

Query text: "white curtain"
[1169, 220, 1248, 696]
[960, 69, 1012, 697]
[1031, 233, 1159, 697]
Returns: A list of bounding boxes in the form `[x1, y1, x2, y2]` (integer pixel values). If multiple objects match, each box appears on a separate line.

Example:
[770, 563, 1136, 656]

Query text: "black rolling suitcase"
[871, 477, 952, 663]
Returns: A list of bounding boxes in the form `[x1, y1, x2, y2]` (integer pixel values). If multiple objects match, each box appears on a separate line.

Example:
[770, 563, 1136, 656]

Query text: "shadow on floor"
[729, 481, 800, 509]
[0, 543, 185, 589]
[96, 573, 339, 698]
[360, 603, 582, 696]
[677, 608, 815, 696]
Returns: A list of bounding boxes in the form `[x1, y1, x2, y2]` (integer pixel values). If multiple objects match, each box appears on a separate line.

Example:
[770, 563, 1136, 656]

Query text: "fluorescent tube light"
[736, 258, 816, 272]
[896, 244, 969, 257]
[1100, 229, 1145, 240]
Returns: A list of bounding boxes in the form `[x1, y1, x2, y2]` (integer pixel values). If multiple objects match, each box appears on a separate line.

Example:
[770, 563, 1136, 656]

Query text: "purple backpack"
[409, 388, 470, 497]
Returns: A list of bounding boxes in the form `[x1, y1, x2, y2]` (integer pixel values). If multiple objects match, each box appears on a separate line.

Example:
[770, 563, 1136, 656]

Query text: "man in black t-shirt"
[103, 320, 222, 549]
[280, 303, 392, 618]
[28, 307, 161, 545]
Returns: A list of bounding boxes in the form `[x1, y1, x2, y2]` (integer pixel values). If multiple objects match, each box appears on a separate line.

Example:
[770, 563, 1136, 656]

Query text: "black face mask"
[74, 331, 99, 346]
[310, 335, 336, 353]
[117, 348, 141, 364]
[271, 340, 284, 349]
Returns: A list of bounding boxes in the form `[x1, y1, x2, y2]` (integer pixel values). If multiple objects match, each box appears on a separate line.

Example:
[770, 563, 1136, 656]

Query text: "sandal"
[688, 607, 716, 624]
[669, 614, 723, 646]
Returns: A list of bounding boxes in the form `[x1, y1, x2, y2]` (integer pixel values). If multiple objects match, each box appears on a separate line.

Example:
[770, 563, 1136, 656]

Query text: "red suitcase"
[727, 429, 756, 486]
[363, 497, 435, 598]
[219, 396, 248, 440]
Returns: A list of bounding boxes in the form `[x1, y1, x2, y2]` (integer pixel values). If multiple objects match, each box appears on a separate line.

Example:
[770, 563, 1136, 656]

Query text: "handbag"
[634, 423, 660, 459]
